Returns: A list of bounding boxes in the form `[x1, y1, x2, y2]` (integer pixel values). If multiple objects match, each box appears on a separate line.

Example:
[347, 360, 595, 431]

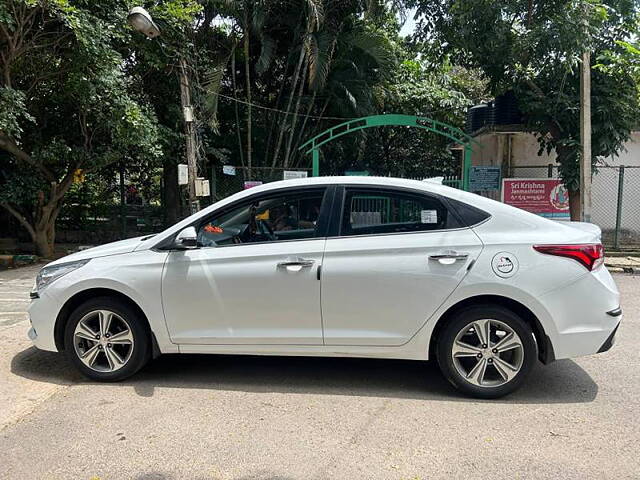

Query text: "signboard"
[222, 165, 236, 176]
[178, 164, 189, 185]
[195, 178, 210, 197]
[345, 170, 369, 176]
[283, 170, 308, 180]
[502, 178, 570, 219]
[243, 180, 263, 190]
[469, 166, 501, 191]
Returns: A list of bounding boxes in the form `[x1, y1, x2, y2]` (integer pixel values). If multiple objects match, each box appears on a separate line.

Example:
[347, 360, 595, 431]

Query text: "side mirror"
[174, 226, 198, 249]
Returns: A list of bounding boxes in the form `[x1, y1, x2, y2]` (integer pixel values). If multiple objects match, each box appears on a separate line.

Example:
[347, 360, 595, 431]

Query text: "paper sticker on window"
[421, 209, 438, 224]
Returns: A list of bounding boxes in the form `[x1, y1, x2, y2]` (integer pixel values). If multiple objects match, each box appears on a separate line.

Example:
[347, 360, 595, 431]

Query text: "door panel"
[161, 186, 331, 346]
[321, 230, 482, 346]
[162, 240, 325, 344]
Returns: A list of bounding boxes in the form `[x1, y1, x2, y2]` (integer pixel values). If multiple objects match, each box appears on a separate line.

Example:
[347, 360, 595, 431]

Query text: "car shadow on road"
[11, 346, 598, 404]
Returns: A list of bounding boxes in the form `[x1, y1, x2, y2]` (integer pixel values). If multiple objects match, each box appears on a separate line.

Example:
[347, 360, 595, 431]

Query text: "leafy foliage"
[1, 0, 491, 252]
[322, 56, 487, 176]
[0, 0, 162, 255]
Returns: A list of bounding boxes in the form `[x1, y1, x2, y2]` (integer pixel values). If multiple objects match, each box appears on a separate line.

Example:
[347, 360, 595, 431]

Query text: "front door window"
[197, 189, 325, 247]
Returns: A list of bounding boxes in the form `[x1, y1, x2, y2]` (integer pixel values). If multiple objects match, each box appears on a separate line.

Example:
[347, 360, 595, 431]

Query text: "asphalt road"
[0, 264, 638, 479]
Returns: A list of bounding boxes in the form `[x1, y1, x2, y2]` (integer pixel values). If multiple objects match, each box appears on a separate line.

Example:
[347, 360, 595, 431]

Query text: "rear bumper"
[539, 267, 621, 360]
[597, 321, 620, 353]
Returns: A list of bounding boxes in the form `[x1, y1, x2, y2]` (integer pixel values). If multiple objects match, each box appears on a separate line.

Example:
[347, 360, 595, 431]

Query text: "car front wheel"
[436, 305, 537, 399]
[64, 297, 150, 381]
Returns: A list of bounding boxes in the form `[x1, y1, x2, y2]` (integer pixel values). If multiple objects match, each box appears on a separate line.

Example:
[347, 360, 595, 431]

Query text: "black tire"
[436, 305, 537, 399]
[64, 296, 150, 381]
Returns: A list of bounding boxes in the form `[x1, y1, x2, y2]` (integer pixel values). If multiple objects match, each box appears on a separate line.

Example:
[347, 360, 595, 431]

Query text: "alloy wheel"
[73, 309, 134, 373]
[450, 319, 524, 387]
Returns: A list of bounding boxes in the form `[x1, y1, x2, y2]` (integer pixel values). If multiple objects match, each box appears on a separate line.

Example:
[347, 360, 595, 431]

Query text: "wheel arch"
[54, 287, 160, 357]
[428, 294, 555, 364]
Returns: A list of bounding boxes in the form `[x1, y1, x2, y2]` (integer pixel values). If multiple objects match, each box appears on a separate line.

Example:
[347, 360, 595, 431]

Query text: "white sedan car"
[28, 177, 621, 398]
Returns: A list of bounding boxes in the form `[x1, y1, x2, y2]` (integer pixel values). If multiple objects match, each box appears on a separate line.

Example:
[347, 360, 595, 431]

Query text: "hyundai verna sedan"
[27, 177, 621, 398]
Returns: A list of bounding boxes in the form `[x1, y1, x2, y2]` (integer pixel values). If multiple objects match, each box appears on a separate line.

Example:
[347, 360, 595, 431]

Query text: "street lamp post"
[127, 7, 200, 214]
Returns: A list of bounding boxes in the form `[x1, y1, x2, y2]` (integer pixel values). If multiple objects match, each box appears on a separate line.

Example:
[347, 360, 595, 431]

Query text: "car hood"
[48, 236, 150, 266]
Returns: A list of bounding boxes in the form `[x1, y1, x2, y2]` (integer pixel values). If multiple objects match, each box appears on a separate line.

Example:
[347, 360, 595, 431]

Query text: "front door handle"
[429, 251, 469, 264]
[277, 257, 315, 269]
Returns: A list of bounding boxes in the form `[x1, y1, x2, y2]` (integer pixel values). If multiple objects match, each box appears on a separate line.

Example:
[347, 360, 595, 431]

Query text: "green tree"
[200, 0, 399, 173]
[125, 0, 206, 224]
[410, 0, 640, 219]
[358, 57, 487, 177]
[0, 0, 161, 256]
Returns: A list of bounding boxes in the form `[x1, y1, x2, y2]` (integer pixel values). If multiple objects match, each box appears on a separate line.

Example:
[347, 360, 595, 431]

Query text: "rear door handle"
[277, 257, 315, 269]
[429, 251, 469, 263]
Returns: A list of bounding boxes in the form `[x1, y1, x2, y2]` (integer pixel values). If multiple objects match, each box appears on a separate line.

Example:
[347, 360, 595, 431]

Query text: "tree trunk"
[231, 46, 245, 169]
[0, 133, 73, 258]
[272, 43, 306, 167]
[553, 143, 581, 221]
[33, 197, 63, 258]
[292, 91, 317, 167]
[283, 56, 309, 167]
[33, 228, 53, 258]
[569, 188, 581, 221]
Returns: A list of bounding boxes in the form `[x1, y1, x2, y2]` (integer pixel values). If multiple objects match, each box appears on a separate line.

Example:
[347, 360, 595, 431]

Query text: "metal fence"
[592, 166, 640, 249]
[212, 166, 462, 197]
[506, 164, 640, 249]
[56, 204, 164, 244]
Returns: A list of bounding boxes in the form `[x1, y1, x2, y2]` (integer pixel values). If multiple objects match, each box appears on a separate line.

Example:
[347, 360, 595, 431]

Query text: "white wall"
[471, 130, 640, 169]
[602, 131, 640, 167]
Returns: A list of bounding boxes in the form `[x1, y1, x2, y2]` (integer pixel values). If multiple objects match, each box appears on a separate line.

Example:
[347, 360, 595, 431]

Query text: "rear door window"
[340, 188, 462, 236]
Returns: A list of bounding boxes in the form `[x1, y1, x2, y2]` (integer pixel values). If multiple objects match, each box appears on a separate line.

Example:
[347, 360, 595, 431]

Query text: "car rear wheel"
[64, 297, 150, 381]
[436, 305, 537, 399]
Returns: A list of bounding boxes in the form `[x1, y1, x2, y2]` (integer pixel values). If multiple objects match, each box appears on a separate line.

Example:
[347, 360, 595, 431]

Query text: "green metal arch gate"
[298, 114, 479, 191]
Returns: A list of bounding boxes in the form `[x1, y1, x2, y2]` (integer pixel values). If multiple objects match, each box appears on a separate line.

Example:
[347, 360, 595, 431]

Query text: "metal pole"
[547, 163, 554, 178]
[580, 50, 592, 222]
[211, 165, 216, 203]
[614, 165, 625, 249]
[179, 57, 199, 214]
[312, 149, 320, 177]
[463, 146, 472, 191]
[119, 162, 126, 239]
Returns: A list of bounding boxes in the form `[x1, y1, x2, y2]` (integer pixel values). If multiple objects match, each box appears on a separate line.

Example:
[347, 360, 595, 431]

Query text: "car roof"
[241, 175, 455, 197]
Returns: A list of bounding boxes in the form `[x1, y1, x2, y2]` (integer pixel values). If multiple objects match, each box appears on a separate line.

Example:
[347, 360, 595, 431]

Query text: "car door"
[162, 186, 332, 345]
[321, 185, 483, 346]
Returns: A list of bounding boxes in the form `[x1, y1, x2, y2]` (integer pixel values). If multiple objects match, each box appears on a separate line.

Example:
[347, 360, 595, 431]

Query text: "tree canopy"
[0, 0, 162, 256]
[3, 0, 637, 253]
[409, 0, 640, 217]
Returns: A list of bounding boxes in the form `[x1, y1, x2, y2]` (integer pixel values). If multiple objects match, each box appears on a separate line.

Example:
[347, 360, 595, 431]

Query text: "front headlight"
[34, 259, 91, 294]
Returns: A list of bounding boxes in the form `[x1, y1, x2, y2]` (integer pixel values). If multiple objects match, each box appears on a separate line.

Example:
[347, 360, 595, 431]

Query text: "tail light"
[533, 244, 604, 271]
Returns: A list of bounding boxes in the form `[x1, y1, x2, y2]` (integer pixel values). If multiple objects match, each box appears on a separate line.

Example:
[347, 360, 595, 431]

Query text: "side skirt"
[176, 344, 427, 361]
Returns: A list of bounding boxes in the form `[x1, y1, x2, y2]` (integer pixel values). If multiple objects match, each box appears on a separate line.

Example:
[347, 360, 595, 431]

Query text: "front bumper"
[27, 325, 38, 341]
[27, 293, 60, 352]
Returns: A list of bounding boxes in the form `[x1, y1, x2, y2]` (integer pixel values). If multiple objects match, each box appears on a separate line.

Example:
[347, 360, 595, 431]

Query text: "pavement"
[0, 264, 638, 480]
[605, 255, 640, 273]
